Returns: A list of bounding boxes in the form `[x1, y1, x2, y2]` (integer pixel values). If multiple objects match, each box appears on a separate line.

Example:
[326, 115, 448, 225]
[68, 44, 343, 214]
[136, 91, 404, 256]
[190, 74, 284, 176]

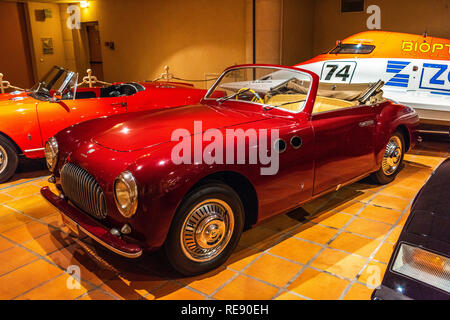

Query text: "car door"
[311, 105, 377, 195]
[36, 95, 128, 145]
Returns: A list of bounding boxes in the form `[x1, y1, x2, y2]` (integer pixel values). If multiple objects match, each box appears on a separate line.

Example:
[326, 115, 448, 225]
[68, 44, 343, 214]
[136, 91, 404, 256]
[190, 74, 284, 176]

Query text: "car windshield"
[30, 66, 78, 100]
[329, 43, 375, 54]
[205, 66, 312, 113]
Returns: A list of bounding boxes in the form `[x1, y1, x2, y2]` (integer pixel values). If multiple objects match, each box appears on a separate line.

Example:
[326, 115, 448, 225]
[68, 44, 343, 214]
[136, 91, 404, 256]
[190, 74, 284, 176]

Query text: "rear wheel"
[371, 131, 405, 184]
[0, 136, 18, 184]
[164, 182, 244, 276]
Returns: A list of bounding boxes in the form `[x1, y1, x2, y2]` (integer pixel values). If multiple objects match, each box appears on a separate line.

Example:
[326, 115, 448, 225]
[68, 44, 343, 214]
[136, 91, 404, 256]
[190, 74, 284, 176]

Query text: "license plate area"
[61, 214, 80, 236]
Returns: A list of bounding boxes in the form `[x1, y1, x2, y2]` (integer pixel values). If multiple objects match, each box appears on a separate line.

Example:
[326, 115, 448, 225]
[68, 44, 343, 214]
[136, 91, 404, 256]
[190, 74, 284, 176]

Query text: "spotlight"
[80, 1, 89, 8]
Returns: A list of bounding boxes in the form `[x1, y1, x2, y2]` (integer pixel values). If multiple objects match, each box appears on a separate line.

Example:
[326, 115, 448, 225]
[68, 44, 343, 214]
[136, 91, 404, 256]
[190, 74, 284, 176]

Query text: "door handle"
[359, 120, 374, 127]
[111, 102, 127, 107]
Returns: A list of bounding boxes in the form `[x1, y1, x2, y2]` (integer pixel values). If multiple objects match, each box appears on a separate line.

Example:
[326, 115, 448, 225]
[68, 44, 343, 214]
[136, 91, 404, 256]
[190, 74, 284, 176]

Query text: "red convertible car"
[41, 64, 419, 275]
[0, 66, 209, 183]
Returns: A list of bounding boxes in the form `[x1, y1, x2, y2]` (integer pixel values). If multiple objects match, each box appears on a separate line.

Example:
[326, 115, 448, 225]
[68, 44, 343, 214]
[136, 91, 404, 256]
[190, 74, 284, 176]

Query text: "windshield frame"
[203, 65, 314, 114]
[30, 66, 78, 101]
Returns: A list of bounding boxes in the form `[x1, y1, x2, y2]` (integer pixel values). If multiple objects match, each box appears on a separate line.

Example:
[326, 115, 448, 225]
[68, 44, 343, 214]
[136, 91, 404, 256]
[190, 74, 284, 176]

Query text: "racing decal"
[320, 61, 356, 83]
[419, 63, 450, 93]
[385, 60, 410, 88]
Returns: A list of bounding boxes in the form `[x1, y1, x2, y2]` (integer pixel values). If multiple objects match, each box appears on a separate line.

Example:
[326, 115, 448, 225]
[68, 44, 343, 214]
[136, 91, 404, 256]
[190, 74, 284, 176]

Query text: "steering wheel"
[236, 87, 264, 104]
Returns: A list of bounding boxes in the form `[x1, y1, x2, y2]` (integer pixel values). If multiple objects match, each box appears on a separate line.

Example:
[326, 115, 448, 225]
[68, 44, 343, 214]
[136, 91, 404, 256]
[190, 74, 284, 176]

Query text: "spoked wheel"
[165, 182, 244, 276]
[371, 131, 405, 184]
[0, 136, 18, 184]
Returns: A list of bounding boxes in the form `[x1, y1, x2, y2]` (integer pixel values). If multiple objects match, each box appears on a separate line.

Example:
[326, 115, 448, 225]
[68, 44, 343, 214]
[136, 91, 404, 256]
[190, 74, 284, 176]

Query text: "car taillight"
[392, 243, 450, 293]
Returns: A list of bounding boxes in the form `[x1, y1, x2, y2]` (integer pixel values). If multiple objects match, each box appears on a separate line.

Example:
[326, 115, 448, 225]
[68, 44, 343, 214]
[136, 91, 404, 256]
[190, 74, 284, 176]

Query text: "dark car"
[372, 157, 450, 300]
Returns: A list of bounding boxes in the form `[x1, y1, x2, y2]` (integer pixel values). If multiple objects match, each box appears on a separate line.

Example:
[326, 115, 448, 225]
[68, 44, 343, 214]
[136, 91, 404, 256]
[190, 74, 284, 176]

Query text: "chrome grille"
[60, 163, 107, 219]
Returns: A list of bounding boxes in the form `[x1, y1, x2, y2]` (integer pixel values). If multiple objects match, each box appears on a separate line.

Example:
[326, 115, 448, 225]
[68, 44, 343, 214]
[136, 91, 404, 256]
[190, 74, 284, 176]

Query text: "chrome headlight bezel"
[45, 137, 59, 172]
[113, 171, 138, 218]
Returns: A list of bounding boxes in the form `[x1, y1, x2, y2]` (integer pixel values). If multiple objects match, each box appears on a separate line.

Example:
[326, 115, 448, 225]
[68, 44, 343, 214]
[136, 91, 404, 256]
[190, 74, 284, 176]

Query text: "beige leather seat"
[266, 94, 357, 113]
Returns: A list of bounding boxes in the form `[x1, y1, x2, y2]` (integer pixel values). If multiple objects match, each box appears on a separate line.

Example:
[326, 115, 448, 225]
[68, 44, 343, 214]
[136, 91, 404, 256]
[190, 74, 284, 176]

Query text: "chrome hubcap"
[0, 146, 7, 175]
[382, 136, 402, 176]
[181, 199, 234, 262]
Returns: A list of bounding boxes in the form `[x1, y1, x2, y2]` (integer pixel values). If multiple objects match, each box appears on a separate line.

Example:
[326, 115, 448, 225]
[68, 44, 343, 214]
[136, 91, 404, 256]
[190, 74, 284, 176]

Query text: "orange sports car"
[0, 66, 209, 183]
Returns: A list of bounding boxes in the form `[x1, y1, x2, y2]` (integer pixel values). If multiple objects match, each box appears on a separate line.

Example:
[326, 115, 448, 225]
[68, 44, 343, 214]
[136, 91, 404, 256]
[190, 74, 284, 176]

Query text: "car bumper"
[40, 186, 143, 259]
[371, 285, 412, 300]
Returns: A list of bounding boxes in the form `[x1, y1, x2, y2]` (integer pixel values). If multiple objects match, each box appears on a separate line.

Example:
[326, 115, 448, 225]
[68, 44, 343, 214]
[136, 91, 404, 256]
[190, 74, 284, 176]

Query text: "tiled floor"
[0, 139, 448, 300]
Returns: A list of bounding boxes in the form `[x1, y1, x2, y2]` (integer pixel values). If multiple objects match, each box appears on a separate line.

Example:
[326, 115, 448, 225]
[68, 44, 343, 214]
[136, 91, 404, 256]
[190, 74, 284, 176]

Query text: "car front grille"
[60, 163, 107, 219]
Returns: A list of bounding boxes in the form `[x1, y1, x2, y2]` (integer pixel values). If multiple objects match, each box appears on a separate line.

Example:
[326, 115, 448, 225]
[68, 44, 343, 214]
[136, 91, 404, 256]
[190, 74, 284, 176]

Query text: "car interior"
[264, 78, 385, 113]
[63, 82, 146, 100]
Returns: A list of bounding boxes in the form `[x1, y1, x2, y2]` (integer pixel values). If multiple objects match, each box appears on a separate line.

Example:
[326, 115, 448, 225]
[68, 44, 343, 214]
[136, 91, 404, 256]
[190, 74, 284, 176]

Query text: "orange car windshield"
[329, 43, 375, 54]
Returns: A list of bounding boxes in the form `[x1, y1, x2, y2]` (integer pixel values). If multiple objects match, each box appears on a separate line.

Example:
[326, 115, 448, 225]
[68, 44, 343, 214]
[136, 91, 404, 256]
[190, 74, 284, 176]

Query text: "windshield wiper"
[216, 88, 251, 104]
[263, 99, 306, 111]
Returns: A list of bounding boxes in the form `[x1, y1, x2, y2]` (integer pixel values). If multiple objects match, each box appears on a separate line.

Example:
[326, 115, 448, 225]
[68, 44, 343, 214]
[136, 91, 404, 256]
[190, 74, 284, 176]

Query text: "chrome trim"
[24, 147, 45, 153]
[114, 171, 138, 218]
[61, 163, 107, 219]
[0, 145, 7, 174]
[203, 65, 314, 114]
[180, 199, 234, 262]
[58, 210, 142, 259]
[359, 120, 375, 127]
[382, 135, 403, 176]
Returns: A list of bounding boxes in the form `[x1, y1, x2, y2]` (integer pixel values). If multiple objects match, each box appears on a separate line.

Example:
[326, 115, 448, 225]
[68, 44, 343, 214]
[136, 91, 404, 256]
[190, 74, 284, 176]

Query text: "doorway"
[83, 21, 104, 80]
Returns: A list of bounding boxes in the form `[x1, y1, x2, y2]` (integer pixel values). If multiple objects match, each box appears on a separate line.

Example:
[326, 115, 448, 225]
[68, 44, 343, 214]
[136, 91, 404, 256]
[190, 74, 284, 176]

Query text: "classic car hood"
[93, 103, 269, 152]
[0, 95, 36, 110]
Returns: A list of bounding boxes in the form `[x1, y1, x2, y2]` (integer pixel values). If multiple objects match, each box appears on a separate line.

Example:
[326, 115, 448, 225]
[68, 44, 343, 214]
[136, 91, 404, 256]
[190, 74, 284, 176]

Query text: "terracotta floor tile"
[3, 184, 42, 198]
[239, 227, 285, 250]
[358, 261, 387, 287]
[288, 268, 349, 300]
[345, 217, 392, 239]
[310, 248, 367, 279]
[373, 243, 395, 263]
[153, 281, 205, 300]
[386, 226, 403, 244]
[331, 201, 366, 215]
[179, 267, 236, 295]
[101, 272, 168, 300]
[370, 194, 410, 211]
[0, 259, 64, 299]
[23, 232, 74, 256]
[4, 195, 58, 219]
[291, 223, 338, 244]
[0, 205, 17, 218]
[78, 289, 119, 300]
[275, 291, 306, 300]
[0, 236, 14, 252]
[329, 232, 381, 257]
[311, 212, 352, 229]
[343, 283, 373, 300]
[358, 205, 402, 225]
[48, 245, 121, 286]
[379, 185, 419, 200]
[0, 246, 38, 276]
[0, 193, 13, 205]
[225, 246, 262, 271]
[268, 237, 322, 264]
[1, 221, 51, 244]
[244, 254, 302, 287]
[0, 212, 32, 233]
[16, 273, 93, 300]
[259, 214, 302, 233]
[213, 275, 279, 300]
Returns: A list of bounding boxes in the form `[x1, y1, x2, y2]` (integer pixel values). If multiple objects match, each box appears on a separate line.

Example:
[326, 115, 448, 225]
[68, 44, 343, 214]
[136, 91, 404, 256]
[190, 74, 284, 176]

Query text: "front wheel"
[0, 136, 19, 184]
[164, 182, 244, 276]
[371, 131, 405, 184]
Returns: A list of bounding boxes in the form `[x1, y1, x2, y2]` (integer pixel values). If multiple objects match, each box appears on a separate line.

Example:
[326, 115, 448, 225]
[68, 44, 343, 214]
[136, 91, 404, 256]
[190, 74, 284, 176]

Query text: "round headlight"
[45, 137, 58, 172]
[114, 171, 138, 218]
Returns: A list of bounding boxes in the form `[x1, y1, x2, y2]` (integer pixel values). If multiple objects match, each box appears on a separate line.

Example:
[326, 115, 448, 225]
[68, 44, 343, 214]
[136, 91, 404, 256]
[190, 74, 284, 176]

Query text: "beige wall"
[312, 0, 450, 55]
[77, 0, 251, 86]
[27, 1, 66, 79]
[281, 0, 314, 65]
